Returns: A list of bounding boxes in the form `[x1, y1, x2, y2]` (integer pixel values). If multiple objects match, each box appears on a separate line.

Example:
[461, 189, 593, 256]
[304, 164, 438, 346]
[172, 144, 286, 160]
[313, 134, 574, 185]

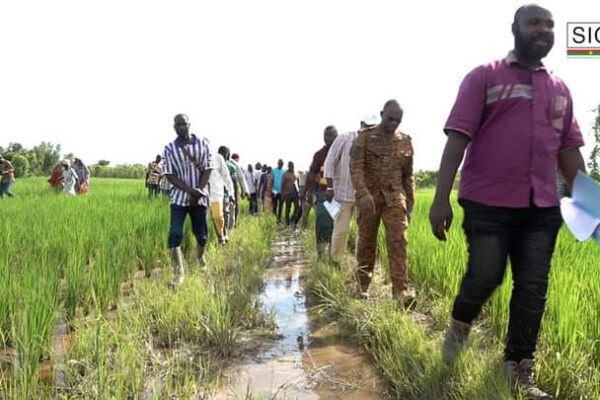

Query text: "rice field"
[2, 178, 599, 399]
[306, 190, 600, 400]
[0, 177, 275, 399]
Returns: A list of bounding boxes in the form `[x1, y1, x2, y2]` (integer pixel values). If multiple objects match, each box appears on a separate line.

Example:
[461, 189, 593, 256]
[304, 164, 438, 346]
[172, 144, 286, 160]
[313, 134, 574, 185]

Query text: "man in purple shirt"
[429, 5, 585, 399]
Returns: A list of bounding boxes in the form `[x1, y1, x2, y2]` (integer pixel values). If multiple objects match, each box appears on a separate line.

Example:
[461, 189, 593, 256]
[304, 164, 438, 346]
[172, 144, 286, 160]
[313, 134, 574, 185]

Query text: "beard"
[514, 29, 554, 62]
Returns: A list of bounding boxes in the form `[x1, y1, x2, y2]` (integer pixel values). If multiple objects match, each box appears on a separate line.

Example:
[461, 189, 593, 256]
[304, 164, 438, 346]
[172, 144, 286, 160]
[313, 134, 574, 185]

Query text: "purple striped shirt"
[162, 134, 213, 207]
[445, 51, 585, 208]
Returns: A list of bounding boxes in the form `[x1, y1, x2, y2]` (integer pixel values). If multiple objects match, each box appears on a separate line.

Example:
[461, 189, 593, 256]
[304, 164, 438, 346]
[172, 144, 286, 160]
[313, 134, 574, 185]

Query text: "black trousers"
[452, 199, 561, 362]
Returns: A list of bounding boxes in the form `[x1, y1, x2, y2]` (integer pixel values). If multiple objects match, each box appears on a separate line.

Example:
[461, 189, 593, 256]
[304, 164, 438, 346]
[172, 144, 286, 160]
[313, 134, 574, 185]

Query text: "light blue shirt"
[272, 167, 285, 193]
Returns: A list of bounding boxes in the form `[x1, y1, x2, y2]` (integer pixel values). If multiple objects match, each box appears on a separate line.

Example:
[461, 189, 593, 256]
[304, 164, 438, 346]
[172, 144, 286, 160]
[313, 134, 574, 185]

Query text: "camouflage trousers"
[355, 194, 410, 296]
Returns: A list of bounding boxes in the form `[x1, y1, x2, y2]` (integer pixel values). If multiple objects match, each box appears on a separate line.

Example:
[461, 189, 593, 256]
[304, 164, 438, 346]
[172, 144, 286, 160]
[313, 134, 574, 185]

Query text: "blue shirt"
[272, 167, 285, 193]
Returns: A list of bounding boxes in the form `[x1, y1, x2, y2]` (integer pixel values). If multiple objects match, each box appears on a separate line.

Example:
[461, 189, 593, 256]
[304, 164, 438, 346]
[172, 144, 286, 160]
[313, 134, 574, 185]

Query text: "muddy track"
[216, 229, 387, 400]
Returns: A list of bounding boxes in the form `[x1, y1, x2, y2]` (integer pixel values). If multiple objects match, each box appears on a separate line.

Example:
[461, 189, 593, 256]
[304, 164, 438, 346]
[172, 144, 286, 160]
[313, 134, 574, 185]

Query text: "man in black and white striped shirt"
[162, 113, 213, 288]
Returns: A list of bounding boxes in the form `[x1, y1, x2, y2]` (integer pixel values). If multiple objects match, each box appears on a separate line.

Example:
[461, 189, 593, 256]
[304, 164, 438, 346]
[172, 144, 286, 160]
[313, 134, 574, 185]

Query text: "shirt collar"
[175, 134, 198, 148]
[504, 50, 547, 71]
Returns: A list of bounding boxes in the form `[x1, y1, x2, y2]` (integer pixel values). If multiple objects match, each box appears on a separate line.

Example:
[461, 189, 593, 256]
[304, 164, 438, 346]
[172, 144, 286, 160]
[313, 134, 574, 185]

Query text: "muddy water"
[216, 230, 386, 400]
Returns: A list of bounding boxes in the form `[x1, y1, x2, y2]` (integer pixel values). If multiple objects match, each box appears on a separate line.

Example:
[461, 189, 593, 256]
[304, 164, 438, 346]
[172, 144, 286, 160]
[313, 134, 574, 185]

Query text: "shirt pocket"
[548, 95, 568, 133]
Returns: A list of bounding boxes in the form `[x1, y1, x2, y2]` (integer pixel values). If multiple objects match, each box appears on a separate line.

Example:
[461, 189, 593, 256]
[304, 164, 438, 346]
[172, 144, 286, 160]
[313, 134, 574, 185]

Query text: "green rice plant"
[304, 189, 600, 399]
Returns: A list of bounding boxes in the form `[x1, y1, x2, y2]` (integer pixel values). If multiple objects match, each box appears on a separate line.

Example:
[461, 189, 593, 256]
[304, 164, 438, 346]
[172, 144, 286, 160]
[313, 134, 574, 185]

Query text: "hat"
[62, 159, 71, 166]
[360, 115, 379, 127]
[231, 153, 239, 161]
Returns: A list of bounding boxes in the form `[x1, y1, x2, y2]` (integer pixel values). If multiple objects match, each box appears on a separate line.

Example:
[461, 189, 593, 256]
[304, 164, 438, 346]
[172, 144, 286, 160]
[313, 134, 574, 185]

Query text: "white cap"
[360, 114, 379, 127]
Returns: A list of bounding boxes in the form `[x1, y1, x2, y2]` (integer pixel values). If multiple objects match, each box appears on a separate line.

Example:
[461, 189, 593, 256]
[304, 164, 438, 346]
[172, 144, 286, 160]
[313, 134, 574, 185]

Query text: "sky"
[1, 0, 599, 171]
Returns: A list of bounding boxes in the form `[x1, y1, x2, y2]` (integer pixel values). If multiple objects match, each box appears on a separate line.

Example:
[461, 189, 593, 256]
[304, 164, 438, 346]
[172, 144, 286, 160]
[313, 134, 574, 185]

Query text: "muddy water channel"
[217, 230, 386, 400]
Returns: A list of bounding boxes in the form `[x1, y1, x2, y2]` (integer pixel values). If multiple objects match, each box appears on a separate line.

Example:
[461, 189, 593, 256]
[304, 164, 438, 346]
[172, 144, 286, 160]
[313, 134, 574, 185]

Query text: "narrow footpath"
[217, 229, 387, 400]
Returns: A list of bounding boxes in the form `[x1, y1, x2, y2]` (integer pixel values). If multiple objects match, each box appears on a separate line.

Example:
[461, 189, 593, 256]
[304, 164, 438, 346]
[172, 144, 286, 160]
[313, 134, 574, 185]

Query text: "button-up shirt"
[445, 51, 585, 208]
[163, 134, 213, 207]
[209, 153, 234, 203]
[324, 131, 358, 203]
[350, 125, 415, 211]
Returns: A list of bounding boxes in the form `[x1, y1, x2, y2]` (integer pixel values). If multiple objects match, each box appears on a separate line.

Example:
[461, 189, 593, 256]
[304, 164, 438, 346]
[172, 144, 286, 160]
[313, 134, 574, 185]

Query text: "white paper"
[560, 171, 600, 244]
[323, 199, 341, 220]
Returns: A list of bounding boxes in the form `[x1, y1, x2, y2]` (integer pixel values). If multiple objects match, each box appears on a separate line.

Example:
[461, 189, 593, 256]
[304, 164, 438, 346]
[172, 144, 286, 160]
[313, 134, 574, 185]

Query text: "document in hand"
[560, 171, 600, 245]
[323, 199, 341, 220]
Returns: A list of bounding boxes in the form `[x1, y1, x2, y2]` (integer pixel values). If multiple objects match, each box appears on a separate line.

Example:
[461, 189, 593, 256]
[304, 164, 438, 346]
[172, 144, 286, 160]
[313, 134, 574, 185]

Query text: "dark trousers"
[315, 192, 334, 244]
[452, 199, 562, 362]
[249, 193, 258, 214]
[284, 195, 299, 226]
[148, 184, 160, 197]
[168, 204, 208, 248]
[274, 193, 283, 222]
[1, 182, 14, 198]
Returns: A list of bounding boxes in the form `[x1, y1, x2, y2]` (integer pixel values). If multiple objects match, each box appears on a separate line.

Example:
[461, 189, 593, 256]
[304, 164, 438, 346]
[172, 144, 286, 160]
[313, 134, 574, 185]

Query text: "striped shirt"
[323, 131, 358, 202]
[162, 134, 213, 207]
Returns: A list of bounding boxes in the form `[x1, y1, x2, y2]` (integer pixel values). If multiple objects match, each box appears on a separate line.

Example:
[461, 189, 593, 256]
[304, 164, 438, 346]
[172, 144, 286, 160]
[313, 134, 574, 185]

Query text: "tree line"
[0, 142, 145, 179]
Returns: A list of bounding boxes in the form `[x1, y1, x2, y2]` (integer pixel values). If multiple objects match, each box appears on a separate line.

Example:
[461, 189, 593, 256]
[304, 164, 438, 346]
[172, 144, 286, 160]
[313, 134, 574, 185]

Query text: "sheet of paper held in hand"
[560, 171, 600, 245]
[323, 199, 341, 220]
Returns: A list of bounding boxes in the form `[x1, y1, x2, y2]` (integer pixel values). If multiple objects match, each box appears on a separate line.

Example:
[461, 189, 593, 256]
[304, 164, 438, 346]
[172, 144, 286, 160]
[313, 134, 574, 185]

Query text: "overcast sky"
[1, 0, 598, 171]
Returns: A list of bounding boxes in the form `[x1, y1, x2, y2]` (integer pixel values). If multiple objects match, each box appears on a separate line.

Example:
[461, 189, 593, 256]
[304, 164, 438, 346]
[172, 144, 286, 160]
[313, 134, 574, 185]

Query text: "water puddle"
[216, 230, 386, 400]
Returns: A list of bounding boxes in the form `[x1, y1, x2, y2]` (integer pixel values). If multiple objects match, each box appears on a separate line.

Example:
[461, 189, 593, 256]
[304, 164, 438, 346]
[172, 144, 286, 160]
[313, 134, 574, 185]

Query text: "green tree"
[12, 154, 29, 178]
[30, 142, 61, 176]
[588, 105, 600, 181]
[97, 160, 110, 166]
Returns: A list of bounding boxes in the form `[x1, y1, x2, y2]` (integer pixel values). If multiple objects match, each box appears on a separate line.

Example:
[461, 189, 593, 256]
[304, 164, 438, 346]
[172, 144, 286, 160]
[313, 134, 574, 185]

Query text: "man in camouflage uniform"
[350, 100, 416, 307]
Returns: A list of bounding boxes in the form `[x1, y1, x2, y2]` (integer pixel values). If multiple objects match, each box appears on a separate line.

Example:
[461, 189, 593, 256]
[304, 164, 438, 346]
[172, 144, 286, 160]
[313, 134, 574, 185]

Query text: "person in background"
[218, 147, 236, 231]
[162, 114, 213, 288]
[350, 100, 415, 307]
[0, 155, 15, 198]
[230, 153, 250, 223]
[245, 163, 259, 214]
[272, 159, 285, 223]
[263, 166, 274, 214]
[324, 116, 378, 267]
[73, 158, 91, 195]
[48, 162, 65, 192]
[304, 125, 338, 259]
[145, 155, 162, 197]
[281, 161, 300, 227]
[430, 5, 586, 398]
[159, 172, 172, 197]
[61, 159, 79, 196]
[254, 162, 264, 213]
[209, 150, 234, 244]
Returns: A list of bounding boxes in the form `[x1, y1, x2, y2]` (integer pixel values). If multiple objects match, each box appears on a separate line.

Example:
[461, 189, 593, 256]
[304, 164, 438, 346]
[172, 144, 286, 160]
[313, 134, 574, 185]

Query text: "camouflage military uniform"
[349, 125, 415, 298]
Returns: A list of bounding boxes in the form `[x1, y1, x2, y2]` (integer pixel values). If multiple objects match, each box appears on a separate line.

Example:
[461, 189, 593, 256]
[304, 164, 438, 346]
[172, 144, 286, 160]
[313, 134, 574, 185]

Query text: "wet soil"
[216, 229, 387, 400]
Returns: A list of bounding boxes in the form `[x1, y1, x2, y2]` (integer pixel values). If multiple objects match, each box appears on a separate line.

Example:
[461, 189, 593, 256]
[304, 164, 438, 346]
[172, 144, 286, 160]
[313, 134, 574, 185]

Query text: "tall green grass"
[0, 177, 273, 398]
[305, 190, 600, 399]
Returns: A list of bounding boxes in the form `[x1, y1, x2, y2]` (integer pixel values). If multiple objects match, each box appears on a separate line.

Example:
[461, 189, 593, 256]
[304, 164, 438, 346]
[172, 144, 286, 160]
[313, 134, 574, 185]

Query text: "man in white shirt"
[324, 116, 378, 266]
[209, 151, 234, 244]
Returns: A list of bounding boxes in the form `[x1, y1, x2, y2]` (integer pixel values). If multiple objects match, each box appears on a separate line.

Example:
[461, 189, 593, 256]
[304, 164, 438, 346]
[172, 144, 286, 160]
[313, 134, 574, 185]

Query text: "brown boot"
[504, 359, 554, 399]
[442, 319, 471, 363]
[169, 247, 185, 289]
[197, 244, 206, 268]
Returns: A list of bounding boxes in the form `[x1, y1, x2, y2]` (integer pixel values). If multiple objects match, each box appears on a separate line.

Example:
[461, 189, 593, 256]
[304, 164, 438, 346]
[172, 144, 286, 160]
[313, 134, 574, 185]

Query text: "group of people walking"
[48, 158, 91, 196]
[157, 5, 589, 399]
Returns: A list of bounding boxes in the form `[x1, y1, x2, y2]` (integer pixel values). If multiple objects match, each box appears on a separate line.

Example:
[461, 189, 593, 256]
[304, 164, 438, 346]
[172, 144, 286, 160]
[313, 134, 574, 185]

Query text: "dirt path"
[216, 229, 387, 400]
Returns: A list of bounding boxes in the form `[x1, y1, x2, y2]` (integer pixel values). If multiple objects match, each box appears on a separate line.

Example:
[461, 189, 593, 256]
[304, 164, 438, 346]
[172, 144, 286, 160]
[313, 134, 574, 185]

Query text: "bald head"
[380, 99, 403, 134]
[513, 4, 550, 24]
[173, 113, 191, 141]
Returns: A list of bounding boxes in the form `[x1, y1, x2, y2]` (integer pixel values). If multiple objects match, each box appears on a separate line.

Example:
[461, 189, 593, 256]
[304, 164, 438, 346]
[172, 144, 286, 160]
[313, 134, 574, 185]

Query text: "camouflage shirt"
[349, 125, 415, 212]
